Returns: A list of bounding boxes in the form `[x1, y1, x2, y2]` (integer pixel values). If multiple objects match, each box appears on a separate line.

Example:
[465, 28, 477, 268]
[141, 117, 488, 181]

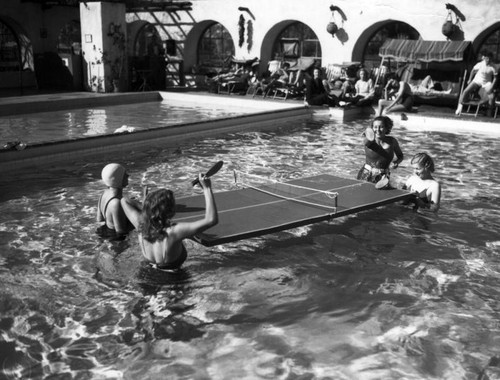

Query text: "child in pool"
[96, 163, 133, 237]
[403, 153, 441, 212]
[120, 174, 218, 270]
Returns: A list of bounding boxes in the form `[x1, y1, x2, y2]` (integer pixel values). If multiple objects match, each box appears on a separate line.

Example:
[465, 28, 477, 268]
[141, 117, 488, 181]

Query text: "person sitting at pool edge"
[120, 174, 218, 271]
[357, 115, 403, 186]
[402, 153, 441, 212]
[377, 73, 414, 116]
[305, 67, 339, 107]
[96, 163, 133, 238]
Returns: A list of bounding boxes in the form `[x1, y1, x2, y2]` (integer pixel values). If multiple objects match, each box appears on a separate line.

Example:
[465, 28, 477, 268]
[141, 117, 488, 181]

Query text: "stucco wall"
[127, 0, 500, 71]
[1, 0, 500, 91]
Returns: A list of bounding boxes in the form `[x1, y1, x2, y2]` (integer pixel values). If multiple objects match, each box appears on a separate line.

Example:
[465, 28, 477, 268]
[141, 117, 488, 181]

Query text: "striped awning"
[379, 39, 472, 62]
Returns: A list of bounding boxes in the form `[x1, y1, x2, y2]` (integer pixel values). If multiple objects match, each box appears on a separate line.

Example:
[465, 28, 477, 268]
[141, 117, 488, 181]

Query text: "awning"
[379, 39, 472, 62]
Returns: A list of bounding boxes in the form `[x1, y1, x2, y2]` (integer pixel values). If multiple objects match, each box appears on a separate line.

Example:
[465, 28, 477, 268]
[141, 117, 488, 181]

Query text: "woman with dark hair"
[305, 67, 339, 106]
[121, 174, 218, 271]
[357, 115, 404, 186]
[377, 73, 413, 115]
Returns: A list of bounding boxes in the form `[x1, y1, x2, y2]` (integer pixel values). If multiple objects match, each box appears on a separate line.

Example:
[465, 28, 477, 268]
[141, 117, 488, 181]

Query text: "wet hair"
[371, 115, 394, 134]
[140, 189, 176, 242]
[411, 153, 435, 173]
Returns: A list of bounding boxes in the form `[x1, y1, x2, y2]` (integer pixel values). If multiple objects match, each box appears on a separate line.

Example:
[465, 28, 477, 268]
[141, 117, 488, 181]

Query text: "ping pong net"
[234, 170, 338, 212]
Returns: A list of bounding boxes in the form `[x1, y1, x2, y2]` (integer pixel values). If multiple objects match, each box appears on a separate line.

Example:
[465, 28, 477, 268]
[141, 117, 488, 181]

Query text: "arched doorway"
[57, 20, 82, 90]
[0, 16, 36, 94]
[128, 22, 166, 90]
[197, 22, 235, 71]
[353, 21, 420, 71]
[271, 21, 321, 66]
[473, 23, 500, 62]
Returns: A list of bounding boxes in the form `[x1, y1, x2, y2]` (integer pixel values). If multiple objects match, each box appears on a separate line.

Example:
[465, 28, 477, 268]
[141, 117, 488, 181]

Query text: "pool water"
[0, 99, 257, 145]
[1, 114, 500, 379]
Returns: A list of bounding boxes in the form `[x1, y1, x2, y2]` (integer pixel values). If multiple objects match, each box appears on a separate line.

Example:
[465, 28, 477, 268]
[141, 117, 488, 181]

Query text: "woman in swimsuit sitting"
[357, 115, 404, 186]
[403, 153, 441, 212]
[120, 174, 218, 271]
[377, 73, 414, 116]
[96, 163, 132, 238]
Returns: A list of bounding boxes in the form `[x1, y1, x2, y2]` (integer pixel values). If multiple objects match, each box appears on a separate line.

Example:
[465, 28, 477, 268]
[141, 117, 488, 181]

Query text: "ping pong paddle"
[192, 160, 224, 187]
[375, 175, 390, 190]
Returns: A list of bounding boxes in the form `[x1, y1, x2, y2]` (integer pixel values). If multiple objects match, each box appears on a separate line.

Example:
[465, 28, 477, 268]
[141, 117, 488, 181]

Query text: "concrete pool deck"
[1, 90, 498, 173]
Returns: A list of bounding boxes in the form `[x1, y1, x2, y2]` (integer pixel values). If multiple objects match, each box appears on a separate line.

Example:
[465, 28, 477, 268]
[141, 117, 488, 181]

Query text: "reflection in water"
[1, 115, 500, 378]
[0, 100, 258, 145]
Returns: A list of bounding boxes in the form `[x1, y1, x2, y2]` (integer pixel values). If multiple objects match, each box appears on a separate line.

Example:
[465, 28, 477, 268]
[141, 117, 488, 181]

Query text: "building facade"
[1, 0, 500, 93]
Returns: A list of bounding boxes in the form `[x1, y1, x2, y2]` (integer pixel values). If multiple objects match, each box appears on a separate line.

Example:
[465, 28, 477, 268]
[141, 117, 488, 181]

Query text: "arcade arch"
[473, 22, 500, 62]
[261, 20, 321, 70]
[352, 21, 420, 70]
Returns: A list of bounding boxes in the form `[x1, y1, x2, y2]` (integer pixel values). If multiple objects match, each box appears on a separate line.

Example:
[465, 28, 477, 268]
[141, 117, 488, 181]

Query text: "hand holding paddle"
[192, 160, 224, 187]
[364, 127, 374, 141]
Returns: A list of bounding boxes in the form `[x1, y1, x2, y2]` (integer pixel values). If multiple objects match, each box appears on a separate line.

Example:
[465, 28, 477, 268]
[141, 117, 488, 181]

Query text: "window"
[272, 22, 321, 64]
[57, 21, 81, 55]
[198, 23, 234, 67]
[0, 21, 19, 71]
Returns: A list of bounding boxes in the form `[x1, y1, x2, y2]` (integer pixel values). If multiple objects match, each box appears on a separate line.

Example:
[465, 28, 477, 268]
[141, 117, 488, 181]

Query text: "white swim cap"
[101, 163, 126, 188]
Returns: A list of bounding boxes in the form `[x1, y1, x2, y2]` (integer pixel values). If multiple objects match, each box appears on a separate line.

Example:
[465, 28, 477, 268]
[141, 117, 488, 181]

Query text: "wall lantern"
[442, 3, 466, 40]
[327, 5, 347, 37]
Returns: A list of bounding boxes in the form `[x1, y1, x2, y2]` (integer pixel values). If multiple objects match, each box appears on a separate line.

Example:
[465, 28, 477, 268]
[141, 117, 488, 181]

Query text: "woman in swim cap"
[96, 163, 132, 237]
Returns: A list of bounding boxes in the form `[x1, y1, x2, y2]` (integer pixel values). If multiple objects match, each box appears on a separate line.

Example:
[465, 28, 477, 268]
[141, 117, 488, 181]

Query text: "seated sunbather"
[410, 75, 451, 95]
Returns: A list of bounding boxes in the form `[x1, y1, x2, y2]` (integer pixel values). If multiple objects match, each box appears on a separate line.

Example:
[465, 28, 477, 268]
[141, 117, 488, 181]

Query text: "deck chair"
[459, 91, 492, 117]
[457, 69, 494, 117]
[263, 60, 293, 99]
[325, 64, 344, 83]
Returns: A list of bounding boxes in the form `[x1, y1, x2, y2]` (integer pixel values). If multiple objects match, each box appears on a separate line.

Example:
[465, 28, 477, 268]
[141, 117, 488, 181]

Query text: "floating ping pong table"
[174, 174, 413, 247]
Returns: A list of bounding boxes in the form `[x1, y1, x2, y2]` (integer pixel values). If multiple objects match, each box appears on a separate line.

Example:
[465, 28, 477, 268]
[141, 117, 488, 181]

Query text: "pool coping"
[0, 92, 164, 116]
[400, 112, 500, 136]
[0, 93, 310, 173]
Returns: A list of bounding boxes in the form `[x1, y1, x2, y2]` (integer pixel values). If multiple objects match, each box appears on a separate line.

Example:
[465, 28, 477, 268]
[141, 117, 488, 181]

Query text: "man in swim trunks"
[456, 50, 498, 117]
[96, 163, 132, 238]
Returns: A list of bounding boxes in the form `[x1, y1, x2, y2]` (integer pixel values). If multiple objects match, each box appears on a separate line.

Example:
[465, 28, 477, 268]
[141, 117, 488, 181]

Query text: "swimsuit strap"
[102, 196, 120, 222]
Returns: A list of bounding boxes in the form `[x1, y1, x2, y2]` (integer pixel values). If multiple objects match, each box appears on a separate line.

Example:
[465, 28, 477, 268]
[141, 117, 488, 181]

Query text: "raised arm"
[120, 196, 143, 229]
[173, 174, 219, 240]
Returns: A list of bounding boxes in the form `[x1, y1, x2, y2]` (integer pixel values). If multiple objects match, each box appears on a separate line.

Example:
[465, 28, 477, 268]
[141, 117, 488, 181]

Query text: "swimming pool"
[0, 92, 302, 145]
[0, 92, 308, 172]
[1, 113, 499, 379]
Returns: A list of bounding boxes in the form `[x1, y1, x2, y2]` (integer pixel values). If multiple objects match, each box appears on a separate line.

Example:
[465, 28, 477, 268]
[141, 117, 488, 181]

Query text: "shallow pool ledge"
[159, 91, 305, 111]
[0, 105, 310, 173]
[400, 113, 500, 136]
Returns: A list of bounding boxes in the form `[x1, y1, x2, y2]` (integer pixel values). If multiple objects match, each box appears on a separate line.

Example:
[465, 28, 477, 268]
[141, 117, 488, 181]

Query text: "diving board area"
[174, 174, 413, 246]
